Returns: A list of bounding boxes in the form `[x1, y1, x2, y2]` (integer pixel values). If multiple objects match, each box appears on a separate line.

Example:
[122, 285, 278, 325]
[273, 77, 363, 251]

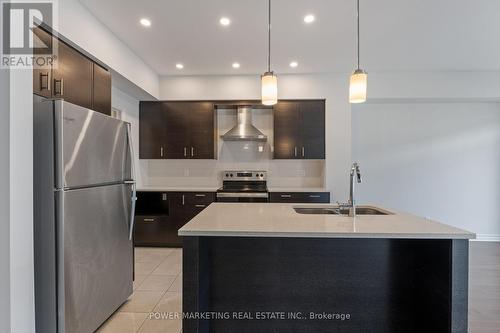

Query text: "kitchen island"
[179, 203, 475, 333]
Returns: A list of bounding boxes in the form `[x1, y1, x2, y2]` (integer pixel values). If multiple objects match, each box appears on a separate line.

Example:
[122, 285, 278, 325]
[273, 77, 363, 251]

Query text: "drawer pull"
[195, 194, 206, 197]
[280, 194, 292, 198]
[195, 204, 206, 208]
[309, 195, 321, 198]
[143, 218, 155, 222]
[162, 193, 167, 200]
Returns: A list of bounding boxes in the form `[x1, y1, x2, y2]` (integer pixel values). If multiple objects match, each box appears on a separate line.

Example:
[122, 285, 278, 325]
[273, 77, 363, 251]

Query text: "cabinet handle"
[182, 194, 185, 205]
[184, 147, 187, 157]
[309, 195, 321, 198]
[195, 204, 206, 208]
[40, 72, 50, 91]
[280, 194, 292, 198]
[143, 218, 155, 223]
[302, 147, 305, 157]
[162, 193, 167, 200]
[191, 147, 194, 157]
[160, 147, 164, 157]
[53, 78, 64, 95]
[195, 194, 206, 197]
[294, 147, 297, 157]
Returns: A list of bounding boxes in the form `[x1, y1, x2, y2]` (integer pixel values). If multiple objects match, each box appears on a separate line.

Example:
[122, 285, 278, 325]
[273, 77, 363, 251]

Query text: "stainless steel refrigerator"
[33, 96, 137, 333]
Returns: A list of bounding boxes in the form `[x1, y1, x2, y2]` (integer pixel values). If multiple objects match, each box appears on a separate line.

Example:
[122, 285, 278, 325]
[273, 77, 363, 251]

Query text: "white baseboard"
[472, 234, 500, 242]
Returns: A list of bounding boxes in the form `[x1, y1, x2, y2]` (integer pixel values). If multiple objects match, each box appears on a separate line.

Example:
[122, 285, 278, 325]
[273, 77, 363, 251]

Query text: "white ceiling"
[79, 0, 500, 76]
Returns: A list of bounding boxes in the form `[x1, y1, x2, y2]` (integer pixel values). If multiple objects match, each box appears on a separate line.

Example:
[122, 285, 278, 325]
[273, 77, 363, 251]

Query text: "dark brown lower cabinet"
[269, 192, 330, 203]
[134, 191, 214, 247]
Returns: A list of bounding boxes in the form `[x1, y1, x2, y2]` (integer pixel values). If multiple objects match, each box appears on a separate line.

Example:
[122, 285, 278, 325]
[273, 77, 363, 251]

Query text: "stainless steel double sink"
[293, 206, 392, 216]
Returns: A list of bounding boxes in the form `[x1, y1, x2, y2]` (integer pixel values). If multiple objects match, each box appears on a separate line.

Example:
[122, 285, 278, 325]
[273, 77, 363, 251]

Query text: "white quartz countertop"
[268, 187, 328, 192]
[137, 186, 219, 192]
[178, 203, 475, 239]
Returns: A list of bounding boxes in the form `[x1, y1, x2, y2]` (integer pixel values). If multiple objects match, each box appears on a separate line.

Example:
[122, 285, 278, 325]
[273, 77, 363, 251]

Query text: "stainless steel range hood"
[221, 106, 267, 142]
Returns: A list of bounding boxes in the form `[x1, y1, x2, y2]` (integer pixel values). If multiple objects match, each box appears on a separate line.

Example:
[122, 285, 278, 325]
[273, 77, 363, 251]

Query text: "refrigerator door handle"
[126, 124, 137, 240]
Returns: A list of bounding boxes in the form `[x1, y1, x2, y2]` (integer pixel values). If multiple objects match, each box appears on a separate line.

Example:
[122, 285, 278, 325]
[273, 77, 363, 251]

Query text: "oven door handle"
[216, 192, 269, 198]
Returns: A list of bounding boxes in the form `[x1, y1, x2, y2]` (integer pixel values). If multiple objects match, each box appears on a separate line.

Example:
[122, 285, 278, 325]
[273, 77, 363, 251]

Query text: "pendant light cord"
[356, 0, 360, 70]
[268, 0, 271, 72]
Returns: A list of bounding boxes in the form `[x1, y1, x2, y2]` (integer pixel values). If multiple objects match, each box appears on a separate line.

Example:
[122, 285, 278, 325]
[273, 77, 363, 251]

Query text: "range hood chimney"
[221, 107, 267, 142]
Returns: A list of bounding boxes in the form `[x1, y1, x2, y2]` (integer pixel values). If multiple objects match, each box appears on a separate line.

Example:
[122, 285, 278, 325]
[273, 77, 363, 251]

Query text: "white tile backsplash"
[143, 108, 325, 188]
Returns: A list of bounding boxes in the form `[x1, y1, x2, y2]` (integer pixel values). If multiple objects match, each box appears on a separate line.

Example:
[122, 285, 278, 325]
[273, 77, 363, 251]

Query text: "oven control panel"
[222, 170, 267, 181]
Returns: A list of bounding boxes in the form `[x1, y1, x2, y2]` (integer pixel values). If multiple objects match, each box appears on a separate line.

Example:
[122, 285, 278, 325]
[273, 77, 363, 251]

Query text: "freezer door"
[58, 184, 133, 333]
[55, 100, 131, 189]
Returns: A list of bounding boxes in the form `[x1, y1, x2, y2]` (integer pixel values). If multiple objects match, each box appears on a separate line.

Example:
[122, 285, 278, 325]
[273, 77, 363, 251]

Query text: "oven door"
[216, 192, 269, 203]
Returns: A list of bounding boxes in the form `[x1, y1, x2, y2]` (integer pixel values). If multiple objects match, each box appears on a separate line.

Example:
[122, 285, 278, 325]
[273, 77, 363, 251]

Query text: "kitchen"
[2, 0, 500, 333]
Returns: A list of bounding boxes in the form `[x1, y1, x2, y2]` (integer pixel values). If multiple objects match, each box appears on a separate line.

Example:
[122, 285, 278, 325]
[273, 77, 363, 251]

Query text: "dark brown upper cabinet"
[139, 101, 167, 159]
[32, 26, 53, 99]
[32, 27, 112, 115]
[92, 63, 112, 115]
[273, 100, 325, 159]
[139, 101, 216, 160]
[52, 38, 94, 109]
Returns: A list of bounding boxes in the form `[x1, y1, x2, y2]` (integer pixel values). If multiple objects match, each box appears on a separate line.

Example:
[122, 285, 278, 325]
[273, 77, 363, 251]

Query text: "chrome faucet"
[337, 163, 362, 217]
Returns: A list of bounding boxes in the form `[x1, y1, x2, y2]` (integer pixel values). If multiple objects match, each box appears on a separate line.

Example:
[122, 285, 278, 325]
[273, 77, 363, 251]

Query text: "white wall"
[59, 0, 159, 98]
[352, 102, 500, 238]
[0, 69, 11, 333]
[111, 87, 144, 187]
[9, 69, 35, 333]
[159, 74, 352, 201]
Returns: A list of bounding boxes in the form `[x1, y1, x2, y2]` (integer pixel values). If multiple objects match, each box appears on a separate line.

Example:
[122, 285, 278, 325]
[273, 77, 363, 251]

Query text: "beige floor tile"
[137, 316, 182, 333]
[96, 312, 148, 333]
[138, 275, 176, 292]
[135, 261, 162, 275]
[119, 291, 164, 313]
[154, 292, 182, 313]
[152, 252, 182, 275]
[135, 248, 173, 264]
[168, 275, 182, 293]
[133, 274, 148, 291]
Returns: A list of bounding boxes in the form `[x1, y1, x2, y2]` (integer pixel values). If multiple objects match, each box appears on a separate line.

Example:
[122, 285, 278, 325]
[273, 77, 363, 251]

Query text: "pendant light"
[261, 0, 278, 106]
[349, 0, 367, 103]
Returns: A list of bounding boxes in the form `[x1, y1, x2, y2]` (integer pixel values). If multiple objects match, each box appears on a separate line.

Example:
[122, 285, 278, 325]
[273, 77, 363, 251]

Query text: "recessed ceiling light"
[175, 63, 184, 69]
[289, 61, 298, 68]
[232, 62, 240, 69]
[140, 18, 151, 27]
[303, 14, 315, 24]
[219, 17, 231, 26]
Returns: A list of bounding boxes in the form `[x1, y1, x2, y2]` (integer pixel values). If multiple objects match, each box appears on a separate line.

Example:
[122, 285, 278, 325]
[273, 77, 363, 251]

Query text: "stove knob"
[260, 173, 264, 177]
[225, 173, 229, 177]
[230, 173, 233, 177]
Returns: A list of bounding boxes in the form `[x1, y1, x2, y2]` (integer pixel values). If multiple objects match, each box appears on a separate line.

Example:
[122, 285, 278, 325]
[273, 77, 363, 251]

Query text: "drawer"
[302, 192, 330, 203]
[269, 192, 303, 203]
[185, 192, 215, 205]
[134, 215, 177, 246]
[270, 192, 330, 203]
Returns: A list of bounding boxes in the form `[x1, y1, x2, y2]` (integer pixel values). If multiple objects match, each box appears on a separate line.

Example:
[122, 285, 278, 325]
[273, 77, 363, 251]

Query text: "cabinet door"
[52, 39, 93, 109]
[188, 102, 215, 159]
[139, 102, 167, 159]
[168, 192, 189, 246]
[32, 27, 52, 98]
[273, 101, 300, 159]
[92, 63, 111, 115]
[299, 100, 325, 159]
[163, 102, 191, 159]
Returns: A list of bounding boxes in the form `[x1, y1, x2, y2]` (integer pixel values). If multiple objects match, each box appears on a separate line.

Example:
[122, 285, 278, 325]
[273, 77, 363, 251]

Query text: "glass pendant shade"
[261, 72, 278, 106]
[349, 69, 367, 103]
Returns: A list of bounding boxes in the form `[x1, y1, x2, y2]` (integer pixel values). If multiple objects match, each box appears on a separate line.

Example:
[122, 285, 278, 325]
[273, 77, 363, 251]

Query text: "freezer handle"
[126, 123, 137, 240]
